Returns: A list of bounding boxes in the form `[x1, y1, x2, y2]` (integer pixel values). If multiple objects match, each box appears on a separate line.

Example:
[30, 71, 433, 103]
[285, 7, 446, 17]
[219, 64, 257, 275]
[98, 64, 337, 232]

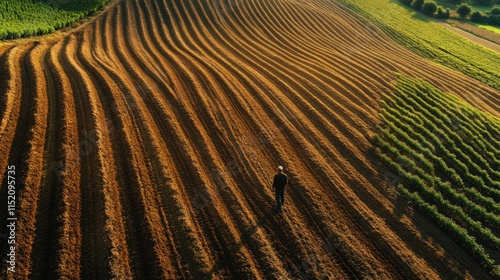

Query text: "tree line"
[399, 0, 500, 25]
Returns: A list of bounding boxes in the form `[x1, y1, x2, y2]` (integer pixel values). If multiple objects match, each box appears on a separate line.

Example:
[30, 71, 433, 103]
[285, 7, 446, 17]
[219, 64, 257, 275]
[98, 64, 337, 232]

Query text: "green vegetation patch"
[479, 24, 500, 34]
[340, 0, 500, 91]
[375, 74, 500, 277]
[0, 0, 109, 40]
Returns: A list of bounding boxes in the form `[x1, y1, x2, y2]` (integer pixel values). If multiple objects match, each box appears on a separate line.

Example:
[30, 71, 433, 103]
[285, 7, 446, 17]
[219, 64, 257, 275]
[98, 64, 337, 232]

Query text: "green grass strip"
[340, 0, 500, 91]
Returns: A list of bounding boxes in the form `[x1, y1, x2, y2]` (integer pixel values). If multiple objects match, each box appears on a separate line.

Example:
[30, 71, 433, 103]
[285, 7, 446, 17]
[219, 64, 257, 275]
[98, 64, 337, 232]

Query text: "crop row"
[0, 0, 109, 39]
[375, 75, 500, 277]
[339, 0, 500, 91]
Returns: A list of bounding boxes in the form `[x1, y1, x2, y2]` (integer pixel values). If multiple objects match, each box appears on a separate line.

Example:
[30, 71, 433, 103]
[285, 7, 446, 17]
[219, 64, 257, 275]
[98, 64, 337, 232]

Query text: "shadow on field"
[206, 208, 277, 278]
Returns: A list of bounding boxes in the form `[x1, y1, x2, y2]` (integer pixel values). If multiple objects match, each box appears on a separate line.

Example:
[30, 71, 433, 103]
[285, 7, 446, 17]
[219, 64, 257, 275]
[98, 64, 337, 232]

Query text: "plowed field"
[1, 0, 499, 279]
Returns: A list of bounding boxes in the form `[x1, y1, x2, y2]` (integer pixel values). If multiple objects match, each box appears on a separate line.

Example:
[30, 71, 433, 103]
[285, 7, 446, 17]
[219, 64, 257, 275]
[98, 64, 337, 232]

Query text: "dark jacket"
[273, 173, 287, 190]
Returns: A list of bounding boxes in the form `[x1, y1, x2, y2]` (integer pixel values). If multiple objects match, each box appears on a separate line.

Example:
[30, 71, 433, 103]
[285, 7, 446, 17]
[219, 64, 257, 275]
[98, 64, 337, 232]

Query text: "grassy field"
[375, 75, 500, 277]
[340, 0, 500, 91]
[0, 0, 109, 39]
[479, 24, 500, 34]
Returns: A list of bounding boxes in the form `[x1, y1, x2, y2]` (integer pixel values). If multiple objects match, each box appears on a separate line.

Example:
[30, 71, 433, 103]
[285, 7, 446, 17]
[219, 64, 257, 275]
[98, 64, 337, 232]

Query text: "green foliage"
[400, 0, 414, 5]
[488, 14, 500, 25]
[412, 0, 426, 10]
[422, 1, 439, 15]
[470, 10, 485, 21]
[0, 0, 109, 40]
[436, 6, 451, 18]
[376, 75, 500, 277]
[339, 0, 500, 91]
[475, 0, 492, 5]
[457, 3, 473, 18]
[492, 5, 500, 14]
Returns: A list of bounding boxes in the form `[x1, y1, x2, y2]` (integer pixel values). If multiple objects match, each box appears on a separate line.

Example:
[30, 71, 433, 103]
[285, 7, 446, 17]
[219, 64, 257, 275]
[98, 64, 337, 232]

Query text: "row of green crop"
[395, 84, 500, 184]
[377, 148, 498, 274]
[376, 133, 500, 247]
[340, 0, 500, 91]
[375, 75, 500, 277]
[383, 89, 500, 200]
[0, 0, 109, 40]
[380, 109, 500, 216]
[398, 186, 499, 275]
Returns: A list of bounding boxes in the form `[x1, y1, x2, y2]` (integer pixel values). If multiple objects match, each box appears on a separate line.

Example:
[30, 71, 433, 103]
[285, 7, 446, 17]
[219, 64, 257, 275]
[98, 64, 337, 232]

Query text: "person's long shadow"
[205, 206, 279, 278]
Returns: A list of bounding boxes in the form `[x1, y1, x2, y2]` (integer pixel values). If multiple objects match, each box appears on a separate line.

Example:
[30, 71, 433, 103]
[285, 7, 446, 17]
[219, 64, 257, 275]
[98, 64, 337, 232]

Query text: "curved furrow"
[103, 2, 215, 277]
[0, 46, 15, 136]
[175, 2, 398, 278]
[194, 1, 446, 278]
[28, 37, 82, 279]
[247, 0, 395, 91]
[29, 37, 80, 280]
[147, 6, 305, 278]
[62, 32, 132, 279]
[43, 39, 82, 278]
[200, 0, 380, 141]
[94, 4, 256, 278]
[103, 6, 183, 278]
[216, 0, 385, 136]
[119, 2, 238, 277]
[133, 0, 286, 276]
[4, 42, 50, 279]
[128, 0, 295, 276]
[165, 1, 406, 278]
[231, 0, 385, 107]
[145, 1, 296, 276]
[1, 0, 499, 278]
[191, 0, 382, 199]
[195, 0, 376, 162]
[276, 0, 500, 116]
[78, 20, 172, 278]
[154, 0, 346, 277]
[0, 45, 27, 206]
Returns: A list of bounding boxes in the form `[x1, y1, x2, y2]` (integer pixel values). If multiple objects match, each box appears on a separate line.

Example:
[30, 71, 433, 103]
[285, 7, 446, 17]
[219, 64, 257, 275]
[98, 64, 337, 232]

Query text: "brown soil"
[449, 19, 500, 45]
[1, 0, 499, 278]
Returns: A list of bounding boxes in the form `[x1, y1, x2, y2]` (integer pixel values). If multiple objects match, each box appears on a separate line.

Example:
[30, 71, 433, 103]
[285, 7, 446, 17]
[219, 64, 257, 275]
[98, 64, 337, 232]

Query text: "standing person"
[272, 166, 288, 212]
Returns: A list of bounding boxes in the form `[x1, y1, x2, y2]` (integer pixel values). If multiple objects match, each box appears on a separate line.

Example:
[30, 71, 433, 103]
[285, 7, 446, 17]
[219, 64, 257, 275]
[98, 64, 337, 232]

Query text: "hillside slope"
[0, 0, 499, 278]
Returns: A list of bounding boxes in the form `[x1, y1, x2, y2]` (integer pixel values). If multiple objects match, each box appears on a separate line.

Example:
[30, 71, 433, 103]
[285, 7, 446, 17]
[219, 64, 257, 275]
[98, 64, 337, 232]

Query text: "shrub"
[487, 14, 500, 25]
[456, 3, 473, 18]
[436, 6, 451, 18]
[491, 5, 500, 14]
[470, 11, 484, 22]
[421, 1, 438, 16]
[475, 0, 492, 5]
[411, 0, 425, 10]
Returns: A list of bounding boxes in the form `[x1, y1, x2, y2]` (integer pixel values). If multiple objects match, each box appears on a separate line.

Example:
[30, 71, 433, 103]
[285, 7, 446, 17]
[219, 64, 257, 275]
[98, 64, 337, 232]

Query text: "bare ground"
[1, 0, 499, 278]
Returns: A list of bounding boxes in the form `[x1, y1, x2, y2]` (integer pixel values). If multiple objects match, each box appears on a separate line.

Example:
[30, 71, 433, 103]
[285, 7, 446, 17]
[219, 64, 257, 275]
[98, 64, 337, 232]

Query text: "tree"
[411, 0, 425, 10]
[488, 14, 500, 25]
[470, 11, 484, 22]
[475, 0, 491, 5]
[436, 6, 451, 19]
[421, 1, 438, 16]
[456, 3, 472, 18]
[491, 5, 500, 15]
[400, 0, 413, 6]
